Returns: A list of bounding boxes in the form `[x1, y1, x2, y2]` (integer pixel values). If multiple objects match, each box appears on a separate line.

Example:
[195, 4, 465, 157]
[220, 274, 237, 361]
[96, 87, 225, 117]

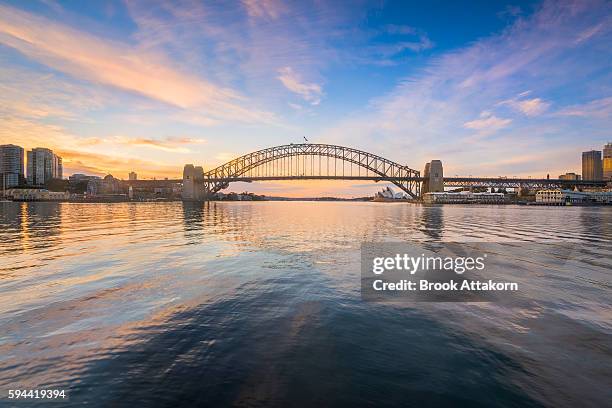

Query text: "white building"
[423, 191, 506, 204]
[375, 186, 407, 200]
[535, 189, 612, 205]
[6, 189, 69, 201]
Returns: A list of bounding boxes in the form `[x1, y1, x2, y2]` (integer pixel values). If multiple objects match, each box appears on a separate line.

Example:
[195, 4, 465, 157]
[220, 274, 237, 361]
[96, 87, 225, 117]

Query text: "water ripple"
[0, 202, 610, 407]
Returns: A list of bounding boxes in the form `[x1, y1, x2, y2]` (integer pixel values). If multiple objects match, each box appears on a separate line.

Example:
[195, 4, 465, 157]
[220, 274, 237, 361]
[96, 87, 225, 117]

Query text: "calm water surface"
[0, 202, 610, 407]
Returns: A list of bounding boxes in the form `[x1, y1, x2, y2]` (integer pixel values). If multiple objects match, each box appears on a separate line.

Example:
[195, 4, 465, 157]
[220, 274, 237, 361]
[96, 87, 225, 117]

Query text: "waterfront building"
[129, 171, 138, 181]
[423, 191, 506, 204]
[582, 150, 603, 181]
[604, 142, 612, 180]
[535, 189, 612, 205]
[0, 144, 24, 188]
[375, 186, 406, 200]
[87, 174, 122, 195]
[5, 189, 69, 201]
[27, 148, 63, 185]
[536, 190, 577, 205]
[558, 172, 581, 180]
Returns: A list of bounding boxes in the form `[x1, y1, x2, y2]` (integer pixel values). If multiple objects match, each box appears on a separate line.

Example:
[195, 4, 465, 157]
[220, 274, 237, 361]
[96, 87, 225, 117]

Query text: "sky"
[0, 0, 610, 197]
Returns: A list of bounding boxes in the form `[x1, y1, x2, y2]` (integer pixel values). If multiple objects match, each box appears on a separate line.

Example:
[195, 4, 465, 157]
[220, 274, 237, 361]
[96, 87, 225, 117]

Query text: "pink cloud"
[242, 0, 287, 19]
[556, 97, 612, 119]
[463, 111, 512, 134]
[277, 67, 323, 105]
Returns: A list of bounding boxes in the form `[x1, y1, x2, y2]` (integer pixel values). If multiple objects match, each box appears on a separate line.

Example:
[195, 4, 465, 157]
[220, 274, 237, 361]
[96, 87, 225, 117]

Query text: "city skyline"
[1, 0, 611, 196]
[3, 141, 611, 183]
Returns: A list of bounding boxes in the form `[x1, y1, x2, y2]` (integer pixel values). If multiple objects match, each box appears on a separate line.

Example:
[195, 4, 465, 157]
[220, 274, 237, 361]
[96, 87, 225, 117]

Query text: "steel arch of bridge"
[201, 143, 421, 198]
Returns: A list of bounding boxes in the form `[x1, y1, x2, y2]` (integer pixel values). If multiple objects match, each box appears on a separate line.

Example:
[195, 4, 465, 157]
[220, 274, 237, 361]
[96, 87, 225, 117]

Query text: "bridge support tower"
[422, 160, 444, 195]
[182, 164, 206, 201]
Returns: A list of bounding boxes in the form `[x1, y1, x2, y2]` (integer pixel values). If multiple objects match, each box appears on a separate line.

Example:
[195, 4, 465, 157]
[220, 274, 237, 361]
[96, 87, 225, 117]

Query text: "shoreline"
[2, 199, 611, 207]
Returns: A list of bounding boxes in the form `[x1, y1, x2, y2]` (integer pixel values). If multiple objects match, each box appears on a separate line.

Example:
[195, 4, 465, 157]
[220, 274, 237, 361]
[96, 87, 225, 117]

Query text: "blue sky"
[0, 0, 610, 196]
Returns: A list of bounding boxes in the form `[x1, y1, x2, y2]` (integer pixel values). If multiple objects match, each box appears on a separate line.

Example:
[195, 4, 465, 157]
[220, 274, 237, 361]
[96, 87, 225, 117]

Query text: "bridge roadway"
[125, 177, 607, 188]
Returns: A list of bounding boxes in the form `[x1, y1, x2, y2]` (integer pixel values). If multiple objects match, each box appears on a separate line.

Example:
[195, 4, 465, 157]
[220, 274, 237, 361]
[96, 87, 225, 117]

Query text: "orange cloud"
[57, 149, 182, 179]
[118, 137, 206, 153]
[0, 116, 76, 148]
[0, 112, 207, 178]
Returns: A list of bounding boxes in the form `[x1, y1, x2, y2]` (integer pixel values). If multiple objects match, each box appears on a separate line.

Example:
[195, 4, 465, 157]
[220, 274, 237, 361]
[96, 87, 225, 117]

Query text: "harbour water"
[0, 202, 610, 407]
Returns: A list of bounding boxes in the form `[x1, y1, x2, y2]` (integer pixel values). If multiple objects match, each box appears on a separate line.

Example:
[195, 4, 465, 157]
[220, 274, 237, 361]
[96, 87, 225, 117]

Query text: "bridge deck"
[127, 176, 607, 187]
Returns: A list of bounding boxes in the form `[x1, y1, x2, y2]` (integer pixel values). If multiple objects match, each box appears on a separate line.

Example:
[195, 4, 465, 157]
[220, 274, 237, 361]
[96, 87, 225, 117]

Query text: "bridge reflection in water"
[176, 143, 607, 200]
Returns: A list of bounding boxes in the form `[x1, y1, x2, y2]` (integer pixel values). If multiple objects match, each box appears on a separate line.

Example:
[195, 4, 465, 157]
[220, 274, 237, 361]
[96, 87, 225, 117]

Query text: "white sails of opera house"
[375, 186, 408, 200]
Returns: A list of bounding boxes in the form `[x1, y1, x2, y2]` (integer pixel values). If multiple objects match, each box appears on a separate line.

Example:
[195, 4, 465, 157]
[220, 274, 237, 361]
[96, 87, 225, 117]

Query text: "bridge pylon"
[182, 164, 207, 201]
[422, 160, 444, 194]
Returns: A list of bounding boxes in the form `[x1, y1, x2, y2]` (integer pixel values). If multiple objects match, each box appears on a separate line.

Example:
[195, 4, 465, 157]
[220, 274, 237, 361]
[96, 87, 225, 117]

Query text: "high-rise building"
[604, 142, 612, 181]
[53, 154, 63, 180]
[582, 150, 603, 181]
[0, 144, 25, 188]
[129, 171, 138, 180]
[27, 148, 63, 185]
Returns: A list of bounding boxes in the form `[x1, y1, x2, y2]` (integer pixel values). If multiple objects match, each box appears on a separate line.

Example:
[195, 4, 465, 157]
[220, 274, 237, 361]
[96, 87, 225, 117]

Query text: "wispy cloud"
[277, 67, 323, 105]
[385, 25, 417, 35]
[497, 5, 522, 20]
[357, 24, 434, 65]
[124, 0, 432, 108]
[463, 111, 512, 135]
[242, 0, 286, 19]
[0, 3, 275, 124]
[513, 98, 550, 116]
[556, 97, 612, 118]
[497, 92, 550, 116]
[575, 23, 604, 43]
[120, 137, 206, 153]
[320, 0, 612, 177]
[0, 65, 107, 120]
[73, 135, 207, 153]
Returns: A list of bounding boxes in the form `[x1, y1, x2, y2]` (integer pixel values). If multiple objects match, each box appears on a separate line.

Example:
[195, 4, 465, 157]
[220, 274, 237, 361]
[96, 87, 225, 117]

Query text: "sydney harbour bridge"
[182, 143, 422, 200]
[128, 143, 606, 200]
